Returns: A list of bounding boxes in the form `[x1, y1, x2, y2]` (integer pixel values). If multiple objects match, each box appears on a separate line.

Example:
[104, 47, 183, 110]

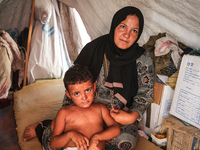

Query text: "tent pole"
[23, 0, 35, 87]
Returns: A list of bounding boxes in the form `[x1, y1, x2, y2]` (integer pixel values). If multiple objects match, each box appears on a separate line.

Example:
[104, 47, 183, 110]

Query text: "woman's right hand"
[69, 131, 89, 150]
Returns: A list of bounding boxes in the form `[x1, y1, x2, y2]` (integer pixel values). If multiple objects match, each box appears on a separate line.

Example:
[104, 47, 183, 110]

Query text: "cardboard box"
[170, 55, 200, 129]
[153, 82, 164, 104]
[135, 136, 162, 150]
[151, 84, 174, 128]
[162, 116, 200, 150]
[139, 81, 174, 136]
[157, 84, 174, 125]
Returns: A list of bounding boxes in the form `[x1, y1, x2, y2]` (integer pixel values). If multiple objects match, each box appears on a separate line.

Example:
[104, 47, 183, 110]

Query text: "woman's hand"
[69, 131, 89, 150]
[110, 109, 139, 125]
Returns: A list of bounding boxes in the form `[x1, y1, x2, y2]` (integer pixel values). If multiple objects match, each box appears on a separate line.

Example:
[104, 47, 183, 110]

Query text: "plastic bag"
[28, 0, 71, 84]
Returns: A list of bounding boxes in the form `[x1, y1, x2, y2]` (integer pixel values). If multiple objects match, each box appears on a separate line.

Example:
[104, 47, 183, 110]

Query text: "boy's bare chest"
[64, 106, 103, 133]
[70, 110, 99, 122]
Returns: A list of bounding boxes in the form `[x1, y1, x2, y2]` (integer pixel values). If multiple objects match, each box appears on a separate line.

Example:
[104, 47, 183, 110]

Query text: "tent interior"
[0, 0, 200, 150]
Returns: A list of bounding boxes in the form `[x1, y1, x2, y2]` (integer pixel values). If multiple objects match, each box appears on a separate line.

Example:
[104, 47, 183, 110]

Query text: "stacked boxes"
[162, 116, 200, 150]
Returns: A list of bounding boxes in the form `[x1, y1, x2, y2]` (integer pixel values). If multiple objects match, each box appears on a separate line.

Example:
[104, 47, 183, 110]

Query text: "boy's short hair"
[63, 64, 94, 91]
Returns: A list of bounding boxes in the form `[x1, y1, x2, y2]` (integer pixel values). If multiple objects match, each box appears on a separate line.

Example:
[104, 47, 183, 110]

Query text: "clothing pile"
[0, 30, 25, 108]
[143, 32, 193, 88]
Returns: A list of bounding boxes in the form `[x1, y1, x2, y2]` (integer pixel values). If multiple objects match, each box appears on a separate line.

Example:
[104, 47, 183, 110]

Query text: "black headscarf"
[75, 6, 145, 108]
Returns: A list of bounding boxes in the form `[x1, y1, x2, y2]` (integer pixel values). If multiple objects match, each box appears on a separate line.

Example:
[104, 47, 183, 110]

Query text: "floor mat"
[0, 100, 20, 150]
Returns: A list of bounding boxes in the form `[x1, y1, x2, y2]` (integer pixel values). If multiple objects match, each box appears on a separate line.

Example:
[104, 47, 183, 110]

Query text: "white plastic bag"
[28, 0, 71, 84]
[34, 0, 52, 24]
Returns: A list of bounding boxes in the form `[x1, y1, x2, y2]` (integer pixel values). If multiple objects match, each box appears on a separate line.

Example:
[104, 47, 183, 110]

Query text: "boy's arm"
[50, 108, 71, 149]
[92, 104, 121, 141]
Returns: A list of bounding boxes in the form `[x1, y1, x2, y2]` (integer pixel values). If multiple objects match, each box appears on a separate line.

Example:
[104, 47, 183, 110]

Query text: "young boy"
[50, 64, 120, 150]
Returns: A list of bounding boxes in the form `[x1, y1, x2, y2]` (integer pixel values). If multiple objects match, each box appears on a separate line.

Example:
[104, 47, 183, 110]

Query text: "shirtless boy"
[50, 64, 120, 150]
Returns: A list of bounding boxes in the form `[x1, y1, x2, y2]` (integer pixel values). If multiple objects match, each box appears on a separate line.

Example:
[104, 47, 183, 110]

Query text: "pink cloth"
[154, 37, 177, 56]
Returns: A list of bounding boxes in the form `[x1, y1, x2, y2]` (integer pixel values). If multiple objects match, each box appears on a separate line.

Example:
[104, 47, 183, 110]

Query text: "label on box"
[170, 55, 200, 129]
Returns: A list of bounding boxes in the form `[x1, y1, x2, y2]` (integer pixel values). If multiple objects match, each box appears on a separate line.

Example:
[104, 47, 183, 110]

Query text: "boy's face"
[65, 80, 96, 108]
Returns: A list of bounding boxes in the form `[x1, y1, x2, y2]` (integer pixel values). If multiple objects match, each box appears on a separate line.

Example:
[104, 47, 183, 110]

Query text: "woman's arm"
[91, 104, 121, 141]
[110, 109, 139, 125]
[130, 50, 154, 121]
[109, 51, 154, 125]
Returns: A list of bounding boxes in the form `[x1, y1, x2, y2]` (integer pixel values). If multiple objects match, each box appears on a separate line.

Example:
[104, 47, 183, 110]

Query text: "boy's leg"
[35, 120, 52, 144]
[23, 122, 39, 141]
[23, 119, 52, 143]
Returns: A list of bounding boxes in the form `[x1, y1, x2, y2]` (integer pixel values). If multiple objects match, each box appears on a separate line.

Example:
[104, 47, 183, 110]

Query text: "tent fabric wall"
[59, 0, 200, 50]
[1, 0, 200, 85]
[58, 3, 81, 63]
[58, 2, 91, 62]
[0, 0, 32, 40]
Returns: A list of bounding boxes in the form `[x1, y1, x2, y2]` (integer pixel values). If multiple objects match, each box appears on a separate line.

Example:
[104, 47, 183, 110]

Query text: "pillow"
[14, 79, 65, 150]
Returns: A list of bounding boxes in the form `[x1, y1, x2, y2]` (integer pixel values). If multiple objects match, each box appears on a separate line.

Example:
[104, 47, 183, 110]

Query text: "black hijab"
[75, 6, 145, 108]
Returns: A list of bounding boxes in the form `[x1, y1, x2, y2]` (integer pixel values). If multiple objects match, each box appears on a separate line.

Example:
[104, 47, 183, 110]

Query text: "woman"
[72, 6, 154, 149]
[24, 6, 154, 150]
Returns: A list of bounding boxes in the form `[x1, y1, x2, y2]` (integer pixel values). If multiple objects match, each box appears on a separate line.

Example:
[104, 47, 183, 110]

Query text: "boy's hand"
[69, 131, 89, 150]
[88, 135, 100, 150]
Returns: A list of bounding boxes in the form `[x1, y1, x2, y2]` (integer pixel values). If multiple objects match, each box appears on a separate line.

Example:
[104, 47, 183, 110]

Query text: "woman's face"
[114, 15, 139, 49]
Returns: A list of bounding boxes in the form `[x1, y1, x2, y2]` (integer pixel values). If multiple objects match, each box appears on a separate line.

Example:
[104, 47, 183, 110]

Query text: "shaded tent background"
[0, 0, 200, 86]
[60, 0, 200, 49]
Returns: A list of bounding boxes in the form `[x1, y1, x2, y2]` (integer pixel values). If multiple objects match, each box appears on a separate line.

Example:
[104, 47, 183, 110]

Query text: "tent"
[1, 0, 200, 88]
[0, 0, 200, 149]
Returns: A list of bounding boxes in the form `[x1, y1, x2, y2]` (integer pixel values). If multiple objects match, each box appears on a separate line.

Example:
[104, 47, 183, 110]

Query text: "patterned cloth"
[96, 50, 153, 150]
[166, 70, 179, 90]
[42, 125, 62, 150]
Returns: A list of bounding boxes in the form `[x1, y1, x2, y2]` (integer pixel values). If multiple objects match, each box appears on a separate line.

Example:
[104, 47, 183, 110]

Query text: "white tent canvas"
[1, 0, 200, 85]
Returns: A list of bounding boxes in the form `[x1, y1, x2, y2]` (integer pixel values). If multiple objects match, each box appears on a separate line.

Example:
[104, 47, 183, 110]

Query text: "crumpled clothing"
[0, 30, 25, 88]
[143, 33, 183, 83]
[0, 37, 12, 97]
[160, 57, 178, 77]
[143, 33, 166, 83]
[0, 30, 25, 96]
[189, 49, 200, 56]
[154, 37, 177, 57]
[154, 36, 183, 69]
